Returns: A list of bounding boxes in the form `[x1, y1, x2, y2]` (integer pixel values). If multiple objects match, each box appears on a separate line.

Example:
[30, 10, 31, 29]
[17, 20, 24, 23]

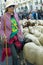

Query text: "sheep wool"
[23, 42, 43, 65]
[36, 46, 43, 65]
[24, 33, 41, 46]
[29, 26, 41, 37]
[23, 42, 38, 64]
[38, 34, 43, 46]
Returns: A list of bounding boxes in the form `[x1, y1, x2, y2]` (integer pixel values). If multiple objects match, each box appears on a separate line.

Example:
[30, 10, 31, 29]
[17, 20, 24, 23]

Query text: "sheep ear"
[24, 38, 32, 43]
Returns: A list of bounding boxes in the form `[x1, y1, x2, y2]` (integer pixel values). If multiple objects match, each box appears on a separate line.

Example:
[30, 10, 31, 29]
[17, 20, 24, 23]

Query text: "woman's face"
[7, 5, 15, 13]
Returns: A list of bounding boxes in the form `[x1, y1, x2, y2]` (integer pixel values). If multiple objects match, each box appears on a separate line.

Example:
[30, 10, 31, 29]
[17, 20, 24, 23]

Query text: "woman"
[0, 0, 24, 65]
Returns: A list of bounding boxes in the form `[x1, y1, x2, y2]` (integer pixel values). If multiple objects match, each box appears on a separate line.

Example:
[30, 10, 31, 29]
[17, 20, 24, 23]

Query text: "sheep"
[34, 26, 43, 33]
[29, 26, 41, 37]
[23, 42, 43, 65]
[38, 20, 43, 25]
[23, 42, 38, 64]
[29, 26, 43, 46]
[23, 27, 29, 34]
[24, 33, 41, 46]
[38, 34, 43, 46]
[28, 19, 36, 24]
[29, 26, 43, 35]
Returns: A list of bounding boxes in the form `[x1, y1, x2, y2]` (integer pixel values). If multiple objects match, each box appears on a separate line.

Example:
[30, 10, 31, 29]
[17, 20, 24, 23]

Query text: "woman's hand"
[3, 34, 7, 43]
[0, 34, 7, 45]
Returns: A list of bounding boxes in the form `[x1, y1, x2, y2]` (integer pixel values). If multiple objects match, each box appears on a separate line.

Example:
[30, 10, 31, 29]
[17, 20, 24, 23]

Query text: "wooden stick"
[5, 40, 8, 65]
[4, 14, 8, 65]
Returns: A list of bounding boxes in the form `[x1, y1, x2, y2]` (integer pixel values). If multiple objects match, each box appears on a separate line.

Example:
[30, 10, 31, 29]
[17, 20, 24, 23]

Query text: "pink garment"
[8, 35, 22, 49]
[1, 48, 11, 62]
[0, 12, 24, 42]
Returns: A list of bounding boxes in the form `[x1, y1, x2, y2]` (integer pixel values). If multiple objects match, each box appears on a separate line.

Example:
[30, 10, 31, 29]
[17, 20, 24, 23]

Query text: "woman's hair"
[5, 8, 8, 12]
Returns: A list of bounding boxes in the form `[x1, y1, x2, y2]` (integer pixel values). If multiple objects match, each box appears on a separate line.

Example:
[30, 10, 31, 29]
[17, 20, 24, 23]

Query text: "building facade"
[0, 0, 43, 15]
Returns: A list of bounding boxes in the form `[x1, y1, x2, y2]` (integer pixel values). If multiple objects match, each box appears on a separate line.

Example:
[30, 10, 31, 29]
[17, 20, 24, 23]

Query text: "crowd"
[29, 10, 43, 20]
[18, 9, 43, 20]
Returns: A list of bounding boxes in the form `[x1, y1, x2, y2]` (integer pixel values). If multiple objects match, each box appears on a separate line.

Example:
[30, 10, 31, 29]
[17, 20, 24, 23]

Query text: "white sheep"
[38, 34, 43, 46]
[23, 42, 37, 64]
[34, 26, 43, 33]
[24, 33, 41, 46]
[29, 26, 41, 37]
[38, 20, 43, 25]
[23, 27, 29, 34]
[23, 42, 43, 65]
[29, 26, 43, 35]
[28, 19, 36, 24]
[29, 26, 43, 46]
